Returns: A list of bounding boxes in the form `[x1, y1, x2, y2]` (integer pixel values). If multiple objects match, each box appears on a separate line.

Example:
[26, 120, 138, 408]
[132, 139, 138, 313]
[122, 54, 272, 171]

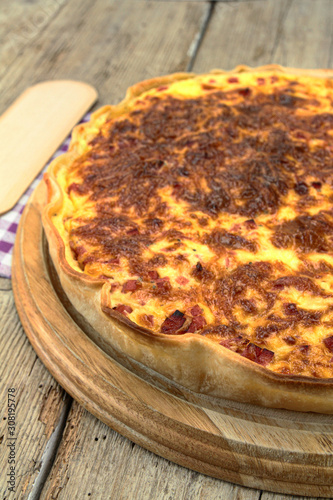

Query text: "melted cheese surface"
[52, 70, 333, 377]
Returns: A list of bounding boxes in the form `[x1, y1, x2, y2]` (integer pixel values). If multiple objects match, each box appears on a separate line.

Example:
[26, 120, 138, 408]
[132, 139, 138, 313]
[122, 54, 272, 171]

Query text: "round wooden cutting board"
[12, 183, 333, 498]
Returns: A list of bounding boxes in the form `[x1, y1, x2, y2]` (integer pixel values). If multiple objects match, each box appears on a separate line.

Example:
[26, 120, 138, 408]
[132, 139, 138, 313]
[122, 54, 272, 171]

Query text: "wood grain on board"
[0, 0, 210, 115]
[40, 401, 261, 500]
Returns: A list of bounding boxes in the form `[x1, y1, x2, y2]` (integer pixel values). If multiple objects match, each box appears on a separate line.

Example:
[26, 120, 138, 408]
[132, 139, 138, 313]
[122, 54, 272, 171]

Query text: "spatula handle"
[0, 80, 98, 214]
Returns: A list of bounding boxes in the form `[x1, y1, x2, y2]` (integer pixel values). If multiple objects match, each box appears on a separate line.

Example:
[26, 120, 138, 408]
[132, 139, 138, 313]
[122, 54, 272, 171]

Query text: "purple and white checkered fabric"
[0, 113, 91, 279]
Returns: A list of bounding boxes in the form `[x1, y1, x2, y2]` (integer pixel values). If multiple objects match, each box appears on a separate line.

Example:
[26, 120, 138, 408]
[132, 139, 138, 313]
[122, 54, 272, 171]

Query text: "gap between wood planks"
[27, 396, 72, 500]
[187, 1, 215, 71]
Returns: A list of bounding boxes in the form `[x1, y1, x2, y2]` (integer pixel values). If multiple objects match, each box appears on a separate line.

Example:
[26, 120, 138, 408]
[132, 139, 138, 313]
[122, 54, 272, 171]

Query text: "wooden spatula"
[0, 80, 98, 214]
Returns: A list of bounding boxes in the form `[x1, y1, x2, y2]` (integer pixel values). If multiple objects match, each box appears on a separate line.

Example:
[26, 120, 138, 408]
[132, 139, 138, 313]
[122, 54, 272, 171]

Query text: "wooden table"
[1, 1, 333, 498]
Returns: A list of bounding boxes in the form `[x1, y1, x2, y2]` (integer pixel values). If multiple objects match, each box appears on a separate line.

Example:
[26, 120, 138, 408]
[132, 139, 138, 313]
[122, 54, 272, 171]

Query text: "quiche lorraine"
[43, 65, 333, 413]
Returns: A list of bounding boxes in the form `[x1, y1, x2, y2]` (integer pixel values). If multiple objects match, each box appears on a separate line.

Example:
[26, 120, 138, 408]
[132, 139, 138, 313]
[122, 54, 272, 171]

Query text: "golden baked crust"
[42, 65, 333, 413]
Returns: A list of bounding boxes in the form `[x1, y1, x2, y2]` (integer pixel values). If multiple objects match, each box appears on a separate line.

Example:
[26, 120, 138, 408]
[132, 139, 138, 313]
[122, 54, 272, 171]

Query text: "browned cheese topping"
[58, 72, 333, 377]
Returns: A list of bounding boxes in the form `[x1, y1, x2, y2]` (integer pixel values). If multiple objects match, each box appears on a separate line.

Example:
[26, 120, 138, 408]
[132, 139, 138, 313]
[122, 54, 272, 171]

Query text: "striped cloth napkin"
[0, 114, 90, 279]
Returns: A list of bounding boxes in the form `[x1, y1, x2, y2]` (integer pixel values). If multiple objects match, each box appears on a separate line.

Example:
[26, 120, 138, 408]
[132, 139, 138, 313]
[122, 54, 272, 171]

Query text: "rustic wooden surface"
[1, 1, 333, 499]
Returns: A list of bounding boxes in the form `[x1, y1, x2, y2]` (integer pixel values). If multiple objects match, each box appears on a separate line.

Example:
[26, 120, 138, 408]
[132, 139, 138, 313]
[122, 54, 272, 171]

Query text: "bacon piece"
[257, 77, 265, 85]
[187, 315, 207, 333]
[114, 304, 133, 315]
[176, 276, 189, 286]
[228, 77, 239, 83]
[239, 87, 251, 97]
[161, 310, 185, 334]
[244, 219, 257, 230]
[219, 335, 245, 351]
[111, 283, 119, 292]
[122, 280, 141, 293]
[82, 255, 95, 266]
[241, 343, 274, 366]
[140, 314, 154, 327]
[324, 336, 333, 353]
[144, 314, 154, 326]
[68, 182, 86, 195]
[156, 277, 170, 288]
[190, 305, 202, 316]
[69, 242, 87, 270]
[156, 276, 170, 283]
[69, 241, 86, 260]
[69, 240, 76, 254]
[148, 270, 159, 280]
[153, 277, 172, 294]
[220, 338, 232, 349]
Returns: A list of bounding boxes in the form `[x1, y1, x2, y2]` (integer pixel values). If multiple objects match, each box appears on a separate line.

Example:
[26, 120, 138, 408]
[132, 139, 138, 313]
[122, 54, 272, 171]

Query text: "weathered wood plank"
[271, 0, 333, 68]
[0, 277, 11, 291]
[0, 282, 71, 498]
[192, 0, 333, 72]
[0, 0, 210, 115]
[0, 0, 67, 80]
[192, 0, 291, 71]
[40, 401, 260, 500]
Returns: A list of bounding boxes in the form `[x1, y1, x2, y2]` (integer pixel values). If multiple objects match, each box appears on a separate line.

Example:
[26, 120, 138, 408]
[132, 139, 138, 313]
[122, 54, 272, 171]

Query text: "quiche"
[42, 65, 333, 413]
